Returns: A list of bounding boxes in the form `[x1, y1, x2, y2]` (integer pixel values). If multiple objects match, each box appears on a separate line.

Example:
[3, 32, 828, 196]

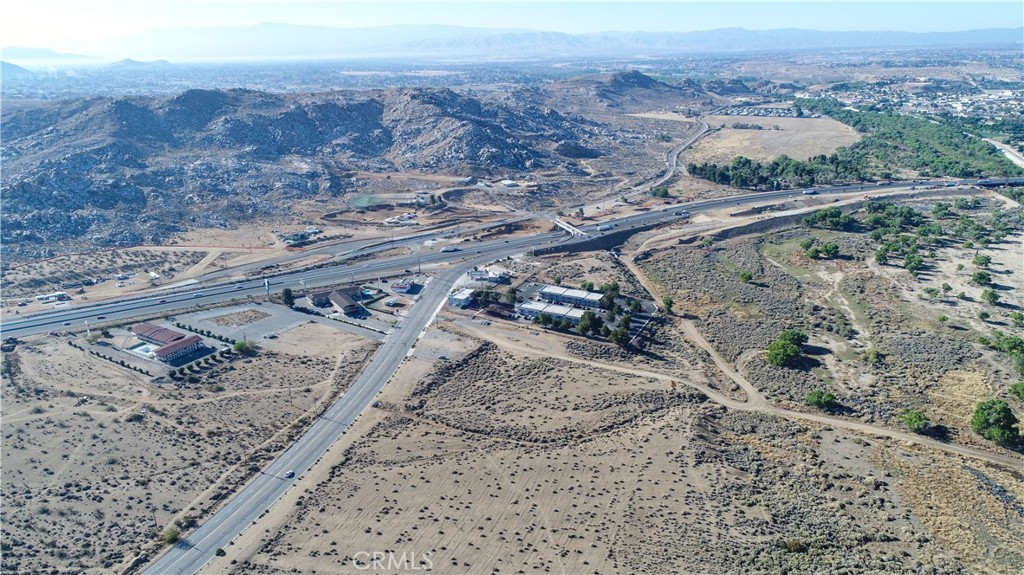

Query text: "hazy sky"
[3, 1, 1022, 50]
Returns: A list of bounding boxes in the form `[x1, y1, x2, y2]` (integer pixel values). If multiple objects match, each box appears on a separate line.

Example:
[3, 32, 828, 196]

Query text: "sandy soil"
[0, 322, 378, 574]
[220, 325, 1021, 575]
[0, 249, 210, 305]
[688, 115, 861, 165]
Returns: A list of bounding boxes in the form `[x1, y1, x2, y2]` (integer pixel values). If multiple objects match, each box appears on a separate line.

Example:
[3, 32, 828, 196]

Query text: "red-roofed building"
[133, 322, 186, 346]
[154, 335, 204, 362]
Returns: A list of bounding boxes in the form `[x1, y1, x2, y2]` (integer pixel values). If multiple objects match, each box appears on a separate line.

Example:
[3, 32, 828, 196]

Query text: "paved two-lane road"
[142, 250, 512, 574]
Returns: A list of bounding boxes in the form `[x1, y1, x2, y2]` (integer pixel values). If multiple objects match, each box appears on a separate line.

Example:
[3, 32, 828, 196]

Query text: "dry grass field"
[0, 249, 210, 303]
[222, 325, 1016, 575]
[0, 321, 378, 574]
[687, 115, 861, 165]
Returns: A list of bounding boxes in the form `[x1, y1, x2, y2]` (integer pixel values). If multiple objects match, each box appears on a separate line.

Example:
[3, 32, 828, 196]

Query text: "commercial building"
[516, 301, 586, 325]
[391, 280, 415, 294]
[154, 335, 204, 363]
[467, 270, 509, 284]
[448, 288, 476, 308]
[538, 285, 603, 308]
[309, 288, 363, 315]
[133, 322, 186, 346]
[35, 291, 70, 302]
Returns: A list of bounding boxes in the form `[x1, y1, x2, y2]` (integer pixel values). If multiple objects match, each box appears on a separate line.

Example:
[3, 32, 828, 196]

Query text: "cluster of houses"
[133, 322, 206, 363]
[717, 105, 807, 118]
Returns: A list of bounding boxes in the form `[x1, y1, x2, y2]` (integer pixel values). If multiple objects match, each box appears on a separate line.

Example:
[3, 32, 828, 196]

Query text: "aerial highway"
[0, 179, 966, 340]
[141, 245, 527, 575]
[0, 178, 990, 574]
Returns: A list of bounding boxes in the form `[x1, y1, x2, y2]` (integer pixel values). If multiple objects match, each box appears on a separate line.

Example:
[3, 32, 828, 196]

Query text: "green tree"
[577, 310, 597, 336]
[805, 390, 837, 409]
[504, 287, 518, 304]
[981, 289, 1000, 306]
[972, 271, 992, 285]
[233, 340, 254, 354]
[970, 399, 1019, 444]
[662, 296, 674, 314]
[972, 254, 992, 268]
[922, 287, 939, 299]
[767, 340, 801, 367]
[978, 310, 991, 321]
[819, 243, 840, 259]
[901, 409, 930, 434]
[778, 329, 809, 347]
[941, 283, 953, 295]
[281, 288, 295, 307]
[806, 247, 821, 259]
[739, 271, 753, 283]
[904, 254, 924, 274]
[1009, 381, 1024, 401]
[799, 238, 817, 250]
[1010, 312, 1024, 327]
[162, 526, 182, 545]
[580, 280, 594, 291]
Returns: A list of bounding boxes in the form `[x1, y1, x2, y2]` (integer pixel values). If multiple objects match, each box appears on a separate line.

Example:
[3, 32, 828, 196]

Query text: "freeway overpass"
[0, 179, 970, 341]
[0, 178, 987, 574]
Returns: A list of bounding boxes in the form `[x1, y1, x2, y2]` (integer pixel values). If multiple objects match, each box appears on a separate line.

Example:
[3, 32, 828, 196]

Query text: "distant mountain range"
[5, 25, 1022, 63]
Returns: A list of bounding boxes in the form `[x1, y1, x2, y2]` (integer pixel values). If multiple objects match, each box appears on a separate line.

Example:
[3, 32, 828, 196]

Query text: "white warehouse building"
[516, 301, 586, 325]
[538, 285, 603, 308]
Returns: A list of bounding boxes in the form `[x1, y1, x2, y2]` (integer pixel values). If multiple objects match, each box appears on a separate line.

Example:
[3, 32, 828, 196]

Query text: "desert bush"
[805, 389, 837, 409]
[900, 409, 930, 434]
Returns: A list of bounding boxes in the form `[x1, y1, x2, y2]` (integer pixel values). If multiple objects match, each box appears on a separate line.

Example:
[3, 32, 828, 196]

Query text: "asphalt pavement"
[142, 257, 485, 574]
[0, 179, 957, 575]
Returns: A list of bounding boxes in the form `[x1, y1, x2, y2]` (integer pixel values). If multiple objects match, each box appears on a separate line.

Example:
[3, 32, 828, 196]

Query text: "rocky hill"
[544, 70, 712, 112]
[0, 86, 596, 262]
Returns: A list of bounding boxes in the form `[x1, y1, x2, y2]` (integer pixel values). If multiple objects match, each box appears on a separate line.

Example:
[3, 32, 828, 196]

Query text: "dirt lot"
[688, 115, 861, 165]
[0, 321, 378, 574]
[0, 249, 210, 305]
[219, 324, 1022, 575]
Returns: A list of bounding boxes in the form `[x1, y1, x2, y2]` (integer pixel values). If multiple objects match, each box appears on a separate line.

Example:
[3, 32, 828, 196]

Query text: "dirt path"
[616, 242, 1021, 470]
[454, 318, 1022, 469]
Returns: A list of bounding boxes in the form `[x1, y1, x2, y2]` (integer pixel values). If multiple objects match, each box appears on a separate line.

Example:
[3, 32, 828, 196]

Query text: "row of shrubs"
[174, 322, 236, 345]
[167, 348, 234, 382]
[67, 340, 153, 376]
[88, 349, 152, 376]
